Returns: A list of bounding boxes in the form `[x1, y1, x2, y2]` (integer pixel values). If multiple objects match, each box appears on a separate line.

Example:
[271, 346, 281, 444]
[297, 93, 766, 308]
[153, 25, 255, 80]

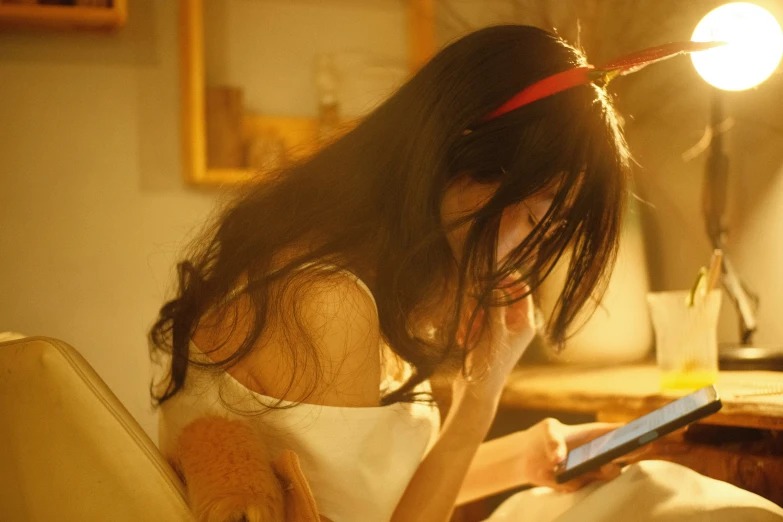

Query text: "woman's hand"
[456, 417, 638, 505]
[455, 275, 536, 397]
[514, 418, 626, 492]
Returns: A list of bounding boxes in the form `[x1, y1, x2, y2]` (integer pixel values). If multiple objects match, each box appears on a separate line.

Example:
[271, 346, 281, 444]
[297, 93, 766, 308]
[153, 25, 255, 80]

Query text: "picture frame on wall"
[0, 0, 127, 30]
[178, 0, 435, 185]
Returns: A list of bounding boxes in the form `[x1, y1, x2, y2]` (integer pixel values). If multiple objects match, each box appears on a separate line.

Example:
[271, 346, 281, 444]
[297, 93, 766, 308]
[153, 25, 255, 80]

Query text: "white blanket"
[487, 460, 783, 521]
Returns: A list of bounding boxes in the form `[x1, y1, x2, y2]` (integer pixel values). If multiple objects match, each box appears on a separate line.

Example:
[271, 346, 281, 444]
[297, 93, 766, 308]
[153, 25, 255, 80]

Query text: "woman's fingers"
[553, 463, 622, 493]
[614, 442, 655, 464]
[542, 419, 568, 464]
[499, 271, 527, 299]
[596, 462, 622, 480]
[487, 289, 508, 329]
[504, 293, 533, 332]
[577, 463, 622, 484]
[457, 276, 534, 345]
[457, 300, 484, 347]
[499, 277, 533, 332]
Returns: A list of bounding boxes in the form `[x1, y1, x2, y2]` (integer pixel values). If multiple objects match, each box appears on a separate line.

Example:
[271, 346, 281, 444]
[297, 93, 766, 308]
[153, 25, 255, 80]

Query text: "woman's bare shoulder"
[197, 268, 383, 407]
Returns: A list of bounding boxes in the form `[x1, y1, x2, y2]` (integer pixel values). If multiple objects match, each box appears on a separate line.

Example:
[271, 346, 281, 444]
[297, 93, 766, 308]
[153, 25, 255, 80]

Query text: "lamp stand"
[704, 88, 783, 370]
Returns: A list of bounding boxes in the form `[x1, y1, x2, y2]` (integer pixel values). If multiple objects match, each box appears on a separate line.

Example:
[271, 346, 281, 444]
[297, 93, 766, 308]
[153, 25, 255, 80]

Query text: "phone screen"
[564, 386, 717, 471]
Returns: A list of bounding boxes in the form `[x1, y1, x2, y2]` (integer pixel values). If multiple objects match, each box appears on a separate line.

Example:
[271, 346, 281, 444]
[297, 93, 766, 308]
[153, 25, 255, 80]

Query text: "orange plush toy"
[175, 416, 332, 522]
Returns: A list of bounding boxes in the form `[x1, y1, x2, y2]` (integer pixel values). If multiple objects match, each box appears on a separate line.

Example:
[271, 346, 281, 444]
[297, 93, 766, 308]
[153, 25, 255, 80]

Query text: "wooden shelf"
[191, 116, 358, 186]
[0, 1, 127, 30]
[179, 0, 435, 185]
[243, 114, 321, 162]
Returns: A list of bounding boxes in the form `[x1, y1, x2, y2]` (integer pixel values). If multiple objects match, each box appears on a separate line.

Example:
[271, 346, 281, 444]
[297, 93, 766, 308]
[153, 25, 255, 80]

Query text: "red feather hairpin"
[482, 40, 724, 122]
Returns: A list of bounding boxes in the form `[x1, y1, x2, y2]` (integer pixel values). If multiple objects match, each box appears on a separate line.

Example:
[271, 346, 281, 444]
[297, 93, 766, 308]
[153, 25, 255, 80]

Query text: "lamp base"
[719, 343, 783, 371]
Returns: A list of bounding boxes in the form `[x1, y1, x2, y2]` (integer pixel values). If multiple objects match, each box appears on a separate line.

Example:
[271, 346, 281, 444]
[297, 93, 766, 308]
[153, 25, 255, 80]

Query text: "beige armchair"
[0, 336, 195, 522]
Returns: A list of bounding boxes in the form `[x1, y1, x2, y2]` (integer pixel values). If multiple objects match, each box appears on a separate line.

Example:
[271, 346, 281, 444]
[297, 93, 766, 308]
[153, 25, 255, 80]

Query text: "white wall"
[0, 0, 218, 440]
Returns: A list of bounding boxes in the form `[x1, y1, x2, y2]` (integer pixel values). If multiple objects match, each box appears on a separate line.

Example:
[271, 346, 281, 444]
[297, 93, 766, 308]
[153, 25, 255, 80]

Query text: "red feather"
[482, 41, 724, 122]
[599, 41, 725, 74]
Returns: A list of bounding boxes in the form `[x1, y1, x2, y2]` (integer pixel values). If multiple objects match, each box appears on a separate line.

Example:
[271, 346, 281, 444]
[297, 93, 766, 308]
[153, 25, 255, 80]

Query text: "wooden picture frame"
[0, 0, 127, 31]
[179, 0, 435, 185]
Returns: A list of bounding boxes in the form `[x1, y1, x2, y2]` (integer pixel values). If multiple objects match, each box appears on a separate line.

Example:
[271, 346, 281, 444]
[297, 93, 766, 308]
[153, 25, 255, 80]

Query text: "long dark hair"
[150, 25, 629, 406]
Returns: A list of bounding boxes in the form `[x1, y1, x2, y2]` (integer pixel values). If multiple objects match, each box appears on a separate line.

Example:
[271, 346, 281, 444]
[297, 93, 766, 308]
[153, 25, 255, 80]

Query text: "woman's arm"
[390, 383, 501, 522]
[457, 429, 528, 506]
[390, 284, 537, 522]
[392, 284, 622, 517]
[458, 419, 627, 505]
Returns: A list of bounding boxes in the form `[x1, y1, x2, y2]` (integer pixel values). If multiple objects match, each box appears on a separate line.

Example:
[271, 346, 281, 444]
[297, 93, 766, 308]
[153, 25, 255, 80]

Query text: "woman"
[150, 25, 783, 522]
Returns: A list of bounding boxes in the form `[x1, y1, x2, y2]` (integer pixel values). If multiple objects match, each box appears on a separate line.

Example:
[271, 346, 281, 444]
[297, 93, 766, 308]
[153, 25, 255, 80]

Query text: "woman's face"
[440, 174, 554, 265]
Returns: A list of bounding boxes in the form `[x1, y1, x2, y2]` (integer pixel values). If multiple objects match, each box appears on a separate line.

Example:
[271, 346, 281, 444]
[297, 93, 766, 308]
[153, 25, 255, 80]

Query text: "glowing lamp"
[691, 2, 783, 91]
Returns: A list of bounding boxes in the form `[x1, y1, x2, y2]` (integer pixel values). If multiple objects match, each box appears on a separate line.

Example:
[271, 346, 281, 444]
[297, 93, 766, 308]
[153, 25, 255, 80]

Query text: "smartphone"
[554, 385, 722, 484]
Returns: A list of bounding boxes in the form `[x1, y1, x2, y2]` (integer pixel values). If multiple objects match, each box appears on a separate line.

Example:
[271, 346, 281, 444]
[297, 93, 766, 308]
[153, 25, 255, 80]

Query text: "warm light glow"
[691, 2, 783, 91]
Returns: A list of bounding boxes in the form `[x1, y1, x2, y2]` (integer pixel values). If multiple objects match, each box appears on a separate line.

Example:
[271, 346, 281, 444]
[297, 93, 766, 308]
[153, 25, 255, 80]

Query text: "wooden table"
[502, 364, 783, 427]
[499, 364, 783, 505]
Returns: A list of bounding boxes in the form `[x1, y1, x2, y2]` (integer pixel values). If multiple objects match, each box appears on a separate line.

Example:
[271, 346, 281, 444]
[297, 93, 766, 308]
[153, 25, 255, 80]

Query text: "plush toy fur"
[176, 416, 329, 522]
